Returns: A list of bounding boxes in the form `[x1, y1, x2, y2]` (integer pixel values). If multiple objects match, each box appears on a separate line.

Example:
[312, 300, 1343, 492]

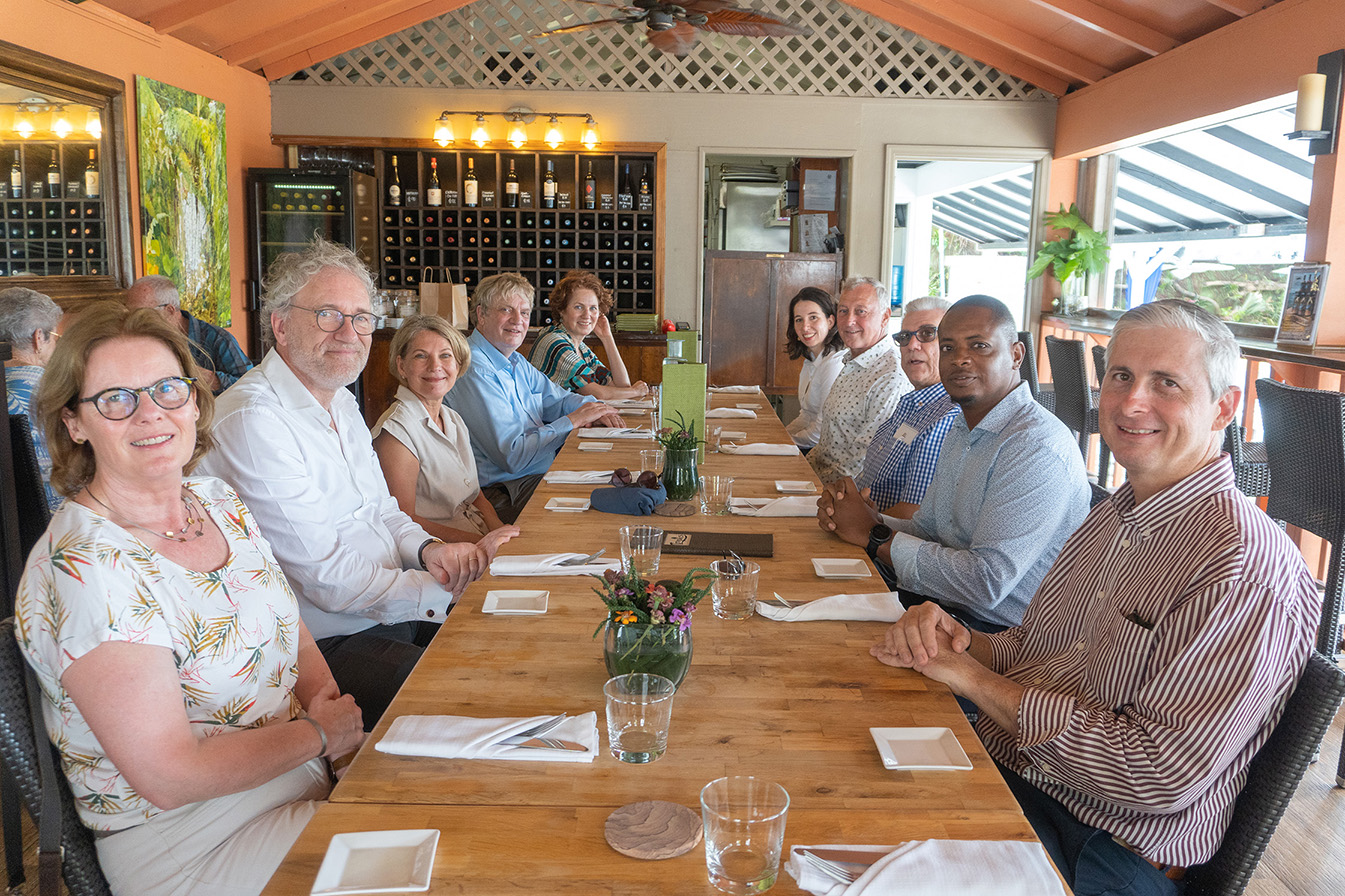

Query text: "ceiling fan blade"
[680, 0, 739, 11]
[699, 8, 811, 38]
[538, 16, 636, 36]
[572, 0, 646, 11]
[646, 21, 701, 56]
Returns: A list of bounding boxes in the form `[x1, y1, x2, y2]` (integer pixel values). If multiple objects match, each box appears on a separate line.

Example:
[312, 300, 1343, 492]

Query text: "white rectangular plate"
[311, 829, 439, 895]
[482, 590, 549, 615]
[776, 480, 816, 494]
[811, 558, 872, 579]
[577, 442, 613, 451]
[720, 430, 747, 441]
[869, 728, 972, 770]
[735, 402, 762, 409]
[545, 497, 591, 512]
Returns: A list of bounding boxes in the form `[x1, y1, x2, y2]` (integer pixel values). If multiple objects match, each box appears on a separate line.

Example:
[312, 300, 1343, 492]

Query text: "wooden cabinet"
[702, 251, 843, 394]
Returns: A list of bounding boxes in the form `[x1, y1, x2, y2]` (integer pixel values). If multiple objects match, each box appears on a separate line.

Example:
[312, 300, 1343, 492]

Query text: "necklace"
[86, 486, 205, 543]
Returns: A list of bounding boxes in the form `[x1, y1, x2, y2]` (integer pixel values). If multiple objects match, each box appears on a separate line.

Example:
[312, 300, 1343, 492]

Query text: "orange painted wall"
[7, 0, 280, 346]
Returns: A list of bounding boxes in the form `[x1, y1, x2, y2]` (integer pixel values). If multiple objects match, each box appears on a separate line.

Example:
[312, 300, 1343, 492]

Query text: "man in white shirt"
[808, 276, 910, 484]
[201, 238, 486, 725]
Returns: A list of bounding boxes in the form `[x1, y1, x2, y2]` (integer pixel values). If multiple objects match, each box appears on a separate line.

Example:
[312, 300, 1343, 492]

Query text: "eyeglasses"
[78, 376, 197, 421]
[291, 304, 379, 336]
[894, 325, 939, 346]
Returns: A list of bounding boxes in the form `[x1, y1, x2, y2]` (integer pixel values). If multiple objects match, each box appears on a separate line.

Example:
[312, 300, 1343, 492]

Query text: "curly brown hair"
[547, 270, 614, 315]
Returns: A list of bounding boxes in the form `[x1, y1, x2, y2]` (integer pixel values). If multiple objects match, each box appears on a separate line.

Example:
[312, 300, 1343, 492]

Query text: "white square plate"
[311, 829, 439, 895]
[577, 442, 613, 451]
[544, 497, 591, 512]
[720, 430, 748, 441]
[811, 558, 872, 579]
[869, 728, 972, 770]
[482, 590, 549, 615]
[776, 480, 816, 495]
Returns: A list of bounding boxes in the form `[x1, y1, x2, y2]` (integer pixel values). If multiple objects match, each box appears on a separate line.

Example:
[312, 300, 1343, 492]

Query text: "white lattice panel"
[285, 0, 1038, 100]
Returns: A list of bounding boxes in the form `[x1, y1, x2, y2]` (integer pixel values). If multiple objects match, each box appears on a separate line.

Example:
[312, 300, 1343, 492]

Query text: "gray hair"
[1108, 299, 1239, 400]
[839, 276, 888, 307]
[903, 296, 953, 316]
[261, 238, 374, 346]
[472, 272, 534, 315]
[0, 287, 62, 344]
[126, 275, 180, 309]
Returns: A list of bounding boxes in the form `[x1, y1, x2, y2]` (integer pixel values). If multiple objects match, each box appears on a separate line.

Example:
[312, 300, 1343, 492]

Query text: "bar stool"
[1017, 331, 1054, 413]
[1044, 335, 1110, 483]
[1255, 376, 1345, 787]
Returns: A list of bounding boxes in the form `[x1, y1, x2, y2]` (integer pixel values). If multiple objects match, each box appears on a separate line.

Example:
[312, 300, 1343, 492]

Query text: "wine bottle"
[84, 149, 100, 198]
[542, 161, 557, 209]
[504, 159, 519, 208]
[619, 162, 632, 208]
[388, 155, 402, 206]
[639, 164, 651, 196]
[464, 158, 479, 208]
[46, 151, 60, 199]
[426, 157, 442, 207]
[9, 150, 20, 199]
[583, 161, 596, 210]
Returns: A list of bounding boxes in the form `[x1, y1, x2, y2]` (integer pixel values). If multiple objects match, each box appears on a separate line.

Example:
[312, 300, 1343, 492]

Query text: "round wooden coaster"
[654, 501, 696, 517]
[604, 800, 703, 859]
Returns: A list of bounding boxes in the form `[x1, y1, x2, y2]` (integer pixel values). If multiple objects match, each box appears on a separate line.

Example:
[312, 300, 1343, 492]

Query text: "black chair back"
[1044, 335, 1094, 435]
[1017, 331, 1040, 400]
[1184, 650, 1345, 896]
[0, 618, 112, 896]
[9, 415, 52, 567]
[1091, 342, 1106, 389]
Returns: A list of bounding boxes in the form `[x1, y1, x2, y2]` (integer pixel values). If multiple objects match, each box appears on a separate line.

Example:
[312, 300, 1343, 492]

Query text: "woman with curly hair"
[528, 270, 649, 401]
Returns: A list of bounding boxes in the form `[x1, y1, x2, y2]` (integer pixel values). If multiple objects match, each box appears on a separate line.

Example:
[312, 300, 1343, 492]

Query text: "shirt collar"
[957, 380, 1033, 436]
[844, 337, 897, 369]
[908, 381, 949, 407]
[1111, 454, 1237, 531]
[257, 348, 357, 419]
[468, 329, 516, 373]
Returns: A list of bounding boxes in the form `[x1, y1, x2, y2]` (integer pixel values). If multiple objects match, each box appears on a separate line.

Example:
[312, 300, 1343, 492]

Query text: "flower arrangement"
[653, 411, 705, 452]
[593, 565, 715, 637]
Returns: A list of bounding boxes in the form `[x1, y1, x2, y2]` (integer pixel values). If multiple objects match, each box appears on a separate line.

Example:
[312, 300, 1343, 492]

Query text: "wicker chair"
[1256, 376, 1345, 788]
[1090, 342, 1106, 389]
[1222, 421, 1271, 500]
[1044, 335, 1110, 483]
[1017, 331, 1054, 413]
[0, 618, 112, 896]
[1184, 650, 1345, 895]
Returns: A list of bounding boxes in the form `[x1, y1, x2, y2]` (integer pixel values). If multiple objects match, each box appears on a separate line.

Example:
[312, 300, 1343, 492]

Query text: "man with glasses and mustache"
[202, 239, 487, 727]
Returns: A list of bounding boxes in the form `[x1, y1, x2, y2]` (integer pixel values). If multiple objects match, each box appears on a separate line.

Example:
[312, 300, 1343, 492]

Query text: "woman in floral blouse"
[527, 270, 649, 401]
[14, 304, 363, 896]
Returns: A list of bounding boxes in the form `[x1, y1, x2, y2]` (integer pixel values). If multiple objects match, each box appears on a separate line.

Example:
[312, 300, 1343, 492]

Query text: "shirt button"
[1120, 538, 1131, 548]
[1074, 640, 1085, 651]
[426, 609, 436, 618]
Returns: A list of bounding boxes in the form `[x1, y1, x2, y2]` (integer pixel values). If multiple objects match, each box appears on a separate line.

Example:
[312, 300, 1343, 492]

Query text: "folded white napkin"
[786, 840, 1066, 896]
[376, 712, 598, 763]
[729, 496, 817, 517]
[489, 553, 621, 576]
[577, 427, 654, 440]
[706, 407, 756, 419]
[756, 592, 905, 622]
[719, 442, 800, 456]
[543, 469, 614, 484]
[709, 385, 761, 393]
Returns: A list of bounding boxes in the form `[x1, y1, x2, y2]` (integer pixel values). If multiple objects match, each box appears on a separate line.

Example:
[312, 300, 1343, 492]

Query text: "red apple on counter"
[661, 319, 676, 333]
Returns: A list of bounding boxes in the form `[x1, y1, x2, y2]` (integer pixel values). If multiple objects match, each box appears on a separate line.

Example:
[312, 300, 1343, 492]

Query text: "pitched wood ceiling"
[90, 0, 1279, 94]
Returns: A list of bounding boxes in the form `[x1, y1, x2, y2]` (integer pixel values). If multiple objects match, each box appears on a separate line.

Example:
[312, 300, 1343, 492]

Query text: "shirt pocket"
[1086, 610, 1158, 709]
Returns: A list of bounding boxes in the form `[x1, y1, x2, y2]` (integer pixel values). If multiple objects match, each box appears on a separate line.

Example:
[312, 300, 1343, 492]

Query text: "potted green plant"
[1027, 203, 1110, 310]
[594, 565, 716, 687]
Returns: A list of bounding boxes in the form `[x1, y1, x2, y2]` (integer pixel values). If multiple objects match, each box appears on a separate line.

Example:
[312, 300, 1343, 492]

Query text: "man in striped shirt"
[873, 300, 1318, 895]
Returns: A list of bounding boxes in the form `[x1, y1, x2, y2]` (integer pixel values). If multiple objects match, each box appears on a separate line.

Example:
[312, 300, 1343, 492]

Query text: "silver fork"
[558, 548, 605, 567]
[770, 593, 806, 609]
[801, 851, 859, 885]
[498, 713, 568, 744]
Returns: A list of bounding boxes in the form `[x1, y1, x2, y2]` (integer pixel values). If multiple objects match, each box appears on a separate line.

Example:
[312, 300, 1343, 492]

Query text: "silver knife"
[499, 736, 589, 752]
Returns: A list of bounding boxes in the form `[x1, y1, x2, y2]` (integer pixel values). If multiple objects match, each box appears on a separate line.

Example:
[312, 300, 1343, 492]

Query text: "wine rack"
[1, 141, 106, 277]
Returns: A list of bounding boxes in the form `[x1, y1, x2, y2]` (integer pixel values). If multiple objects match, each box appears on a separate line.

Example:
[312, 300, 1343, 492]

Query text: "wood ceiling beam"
[1198, 0, 1272, 16]
[147, 0, 250, 33]
[1021, 0, 1179, 57]
[844, 0, 1074, 94]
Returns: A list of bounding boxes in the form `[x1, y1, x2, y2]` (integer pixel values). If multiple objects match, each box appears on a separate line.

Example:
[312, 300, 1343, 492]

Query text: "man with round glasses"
[201, 238, 487, 726]
[126, 275, 252, 394]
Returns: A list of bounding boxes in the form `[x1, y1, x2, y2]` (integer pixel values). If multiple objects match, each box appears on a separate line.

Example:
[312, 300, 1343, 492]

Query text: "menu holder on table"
[661, 531, 773, 558]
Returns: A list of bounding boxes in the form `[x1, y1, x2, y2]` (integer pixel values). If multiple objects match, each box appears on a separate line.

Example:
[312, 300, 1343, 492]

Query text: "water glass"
[619, 525, 664, 577]
[640, 448, 664, 477]
[699, 475, 734, 515]
[701, 776, 790, 894]
[604, 673, 676, 763]
[710, 559, 760, 620]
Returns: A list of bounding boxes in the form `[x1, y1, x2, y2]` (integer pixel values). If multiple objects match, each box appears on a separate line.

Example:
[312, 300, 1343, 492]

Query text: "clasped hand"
[871, 602, 974, 686]
[422, 540, 489, 594]
[816, 476, 881, 545]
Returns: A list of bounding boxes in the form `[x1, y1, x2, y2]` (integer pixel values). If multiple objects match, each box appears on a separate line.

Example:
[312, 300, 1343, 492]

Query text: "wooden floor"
[2, 705, 1342, 895]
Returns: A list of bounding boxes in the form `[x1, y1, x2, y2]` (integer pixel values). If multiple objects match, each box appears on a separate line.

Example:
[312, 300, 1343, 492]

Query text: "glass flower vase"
[661, 448, 699, 501]
[602, 622, 693, 688]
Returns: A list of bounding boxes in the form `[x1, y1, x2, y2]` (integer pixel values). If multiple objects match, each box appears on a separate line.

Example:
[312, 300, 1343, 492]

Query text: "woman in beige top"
[372, 315, 519, 558]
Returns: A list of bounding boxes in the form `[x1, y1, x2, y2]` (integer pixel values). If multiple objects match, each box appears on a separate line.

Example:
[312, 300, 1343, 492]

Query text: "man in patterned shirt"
[1, 286, 62, 510]
[851, 295, 958, 517]
[807, 276, 910, 484]
[126, 275, 252, 393]
[873, 300, 1318, 895]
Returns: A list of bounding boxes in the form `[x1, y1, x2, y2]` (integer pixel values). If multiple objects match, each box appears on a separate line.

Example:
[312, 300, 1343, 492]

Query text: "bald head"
[126, 276, 182, 329]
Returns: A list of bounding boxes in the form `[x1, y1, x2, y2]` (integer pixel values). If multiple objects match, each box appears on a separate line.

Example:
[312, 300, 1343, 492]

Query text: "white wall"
[271, 86, 1056, 320]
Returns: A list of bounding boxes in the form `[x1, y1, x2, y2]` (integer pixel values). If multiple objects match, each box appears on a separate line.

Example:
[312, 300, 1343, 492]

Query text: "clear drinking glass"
[701, 776, 790, 894]
[709, 559, 760, 620]
[619, 525, 664, 577]
[699, 475, 733, 515]
[604, 673, 676, 763]
[640, 448, 665, 478]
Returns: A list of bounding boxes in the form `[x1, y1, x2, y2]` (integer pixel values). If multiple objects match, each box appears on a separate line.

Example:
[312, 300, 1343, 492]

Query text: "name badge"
[892, 424, 919, 446]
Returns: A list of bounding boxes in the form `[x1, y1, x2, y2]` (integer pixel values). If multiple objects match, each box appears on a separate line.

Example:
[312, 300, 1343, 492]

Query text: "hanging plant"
[1027, 203, 1111, 286]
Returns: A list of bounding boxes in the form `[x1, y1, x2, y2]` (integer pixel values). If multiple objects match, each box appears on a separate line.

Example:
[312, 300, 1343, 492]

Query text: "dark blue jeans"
[996, 761, 1184, 896]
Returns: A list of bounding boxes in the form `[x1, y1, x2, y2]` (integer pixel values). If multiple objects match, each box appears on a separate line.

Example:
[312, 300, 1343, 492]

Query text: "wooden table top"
[262, 392, 1044, 894]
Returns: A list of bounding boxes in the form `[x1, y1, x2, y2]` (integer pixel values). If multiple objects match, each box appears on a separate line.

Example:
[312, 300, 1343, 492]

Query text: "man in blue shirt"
[126, 275, 252, 394]
[447, 273, 622, 523]
[1, 286, 63, 511]
[822, 295, 1090, 631]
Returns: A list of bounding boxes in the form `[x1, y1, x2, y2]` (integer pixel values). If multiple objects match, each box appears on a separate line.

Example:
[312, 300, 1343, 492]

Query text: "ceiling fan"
[538, 1, 811, 57]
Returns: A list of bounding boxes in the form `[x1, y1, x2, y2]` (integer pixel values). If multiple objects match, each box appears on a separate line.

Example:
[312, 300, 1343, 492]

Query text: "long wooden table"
[262, 395, 1040, 894]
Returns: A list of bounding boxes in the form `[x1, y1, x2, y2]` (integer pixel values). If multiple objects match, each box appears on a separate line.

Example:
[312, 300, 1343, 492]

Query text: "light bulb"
[470, 114, 490, 147]
[544, 115, 563, 148]
[507, 116, 527, 148]
[14, 108, 33, 139]
[53, 109, 73, 139]
[86, 108, 102, 139]
[581, 116, 599, 150]
[433, 113, 453, 147]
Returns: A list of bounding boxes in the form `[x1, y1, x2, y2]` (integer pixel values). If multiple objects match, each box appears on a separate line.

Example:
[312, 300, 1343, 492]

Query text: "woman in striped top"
[528, 270, 649, 401]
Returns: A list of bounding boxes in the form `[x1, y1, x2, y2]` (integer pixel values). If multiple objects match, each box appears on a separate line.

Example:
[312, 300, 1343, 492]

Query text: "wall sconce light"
[13, 107, 34, 139]
[5, 99, 103, 140]
[86, 108, 102, 140]
[52, 107, 73, 139]
[1288, 49, 1343, 156]
[430, 108, 600, 149]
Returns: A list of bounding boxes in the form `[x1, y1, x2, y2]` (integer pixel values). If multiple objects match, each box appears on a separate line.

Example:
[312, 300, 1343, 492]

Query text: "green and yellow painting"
[135, 76, 230, 325]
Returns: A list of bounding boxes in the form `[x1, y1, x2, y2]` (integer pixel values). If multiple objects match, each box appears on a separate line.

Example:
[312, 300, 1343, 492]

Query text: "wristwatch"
[865, 523, 893, 562]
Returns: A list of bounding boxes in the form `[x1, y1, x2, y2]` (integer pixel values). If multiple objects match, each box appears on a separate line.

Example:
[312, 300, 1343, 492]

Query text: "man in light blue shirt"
[821, 295, 1090, 631]
[447, 273, 622, 522]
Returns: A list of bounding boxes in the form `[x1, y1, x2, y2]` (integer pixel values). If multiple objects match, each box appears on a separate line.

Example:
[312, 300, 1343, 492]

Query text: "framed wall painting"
[135, 75, 230, 325]
[1274, 263, 1330, 347]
